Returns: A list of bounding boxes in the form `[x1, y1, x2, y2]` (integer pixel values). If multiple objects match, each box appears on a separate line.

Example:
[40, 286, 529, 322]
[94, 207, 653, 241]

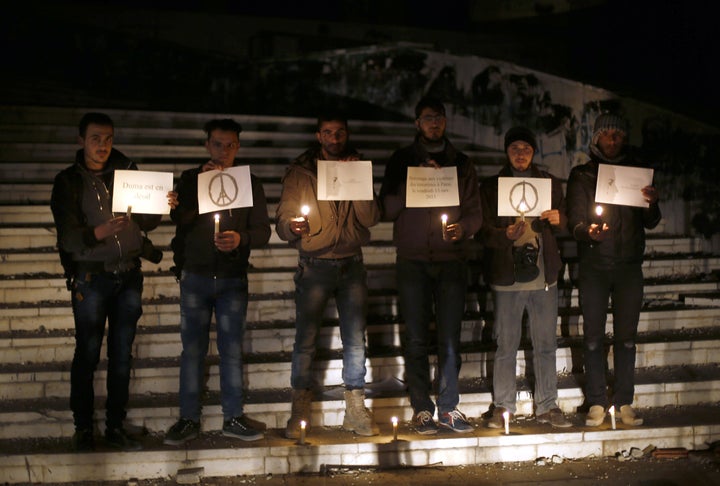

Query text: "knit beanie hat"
[592, 113, 629, 145]
[504, 126, 537, 152]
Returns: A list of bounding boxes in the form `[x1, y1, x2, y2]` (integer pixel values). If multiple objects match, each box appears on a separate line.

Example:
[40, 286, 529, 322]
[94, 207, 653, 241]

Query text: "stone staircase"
[1, 105, 719, 484]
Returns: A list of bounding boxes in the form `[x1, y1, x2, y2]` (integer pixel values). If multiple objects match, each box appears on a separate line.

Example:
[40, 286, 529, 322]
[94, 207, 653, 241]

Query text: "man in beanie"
[566, 113, 660, 427]
[479, 126, 571, 428]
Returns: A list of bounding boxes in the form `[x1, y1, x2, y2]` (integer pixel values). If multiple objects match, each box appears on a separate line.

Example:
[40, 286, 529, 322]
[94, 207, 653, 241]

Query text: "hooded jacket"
[566, 147, 661, 267]
[171, 163, 271, 278]
[379, 136, 482, 261]
[479, 163, 566, 286]
[275, 146, 380, 259]
[51, 148, 161, 275]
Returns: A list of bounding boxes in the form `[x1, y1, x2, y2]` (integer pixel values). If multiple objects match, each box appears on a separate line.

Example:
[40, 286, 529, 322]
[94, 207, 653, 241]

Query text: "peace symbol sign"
[509, 180, 539, 215]
[209, 172, 238, 207]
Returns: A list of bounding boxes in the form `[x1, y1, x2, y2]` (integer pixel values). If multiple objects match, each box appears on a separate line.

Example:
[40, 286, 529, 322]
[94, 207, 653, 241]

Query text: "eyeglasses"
[210, 140, 239, 151]
[508, 144, 533, 155]
[418, 114, 445, 123]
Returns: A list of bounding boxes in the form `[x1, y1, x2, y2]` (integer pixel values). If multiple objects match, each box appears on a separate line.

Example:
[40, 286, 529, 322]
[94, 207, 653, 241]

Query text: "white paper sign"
[111, 170, 174, 215]
[595, 163, 654, 208]
[497, 177, 552, 217]
[198, 165, 253, 214]
[317, 160, 374, 201]
[405, 166, 460, 208]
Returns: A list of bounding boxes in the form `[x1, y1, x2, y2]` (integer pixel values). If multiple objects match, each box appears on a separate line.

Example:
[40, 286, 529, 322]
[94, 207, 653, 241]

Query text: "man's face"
[596, 129, 627, 159]
[79, 123, 113, 171]
[316, 120, 348, 159]
[415, 108, 446, 143]
[507, 140, 534, 172]
[206, 129, 240, 168]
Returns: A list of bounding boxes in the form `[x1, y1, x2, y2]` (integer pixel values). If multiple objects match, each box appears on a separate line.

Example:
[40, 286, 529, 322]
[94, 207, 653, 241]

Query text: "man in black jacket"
[51, 112, 165, 452]
[566, 113, 660, 427]
[479, 127, 571, 429]
[164, 119, 271, 446]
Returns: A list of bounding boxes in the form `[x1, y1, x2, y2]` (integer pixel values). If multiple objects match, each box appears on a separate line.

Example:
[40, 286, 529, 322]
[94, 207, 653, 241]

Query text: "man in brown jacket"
[276, 113, 380, 439]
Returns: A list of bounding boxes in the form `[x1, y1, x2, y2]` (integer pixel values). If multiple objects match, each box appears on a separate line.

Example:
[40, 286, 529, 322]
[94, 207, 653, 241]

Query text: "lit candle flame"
[502, 410, 510, 435]
[391, 416, 398, 426]
[595, 205, 604, 217]
[301, 205, 310, 217]
[609, 405, 616, 430]
[441, 214, 448, 224]
[214, 214, 220, 234]
[518, 201, 528, 213]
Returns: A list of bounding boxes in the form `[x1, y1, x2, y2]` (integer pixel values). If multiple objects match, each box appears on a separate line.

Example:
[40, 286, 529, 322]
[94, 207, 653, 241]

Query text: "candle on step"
[299, 420, 306, 445]
[391, 416, 398, 441]
[214, 213, 220, 234]
[503, 410, 510, 435]
[609, 405, 616, 430]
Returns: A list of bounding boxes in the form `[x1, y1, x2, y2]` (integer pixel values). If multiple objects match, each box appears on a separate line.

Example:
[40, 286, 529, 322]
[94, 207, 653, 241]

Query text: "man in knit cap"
[479, 126, 571, 429]
[566, 113, 660, 427]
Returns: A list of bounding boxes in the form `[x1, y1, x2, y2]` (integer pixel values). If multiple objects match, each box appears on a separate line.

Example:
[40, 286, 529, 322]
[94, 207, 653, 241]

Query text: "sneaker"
[487, 407, 512, 429]
[223, 416, 264, 441]
[71, 428, 95, 452]
[439, 409, 474, 433]
[619, 405, 643, 426]
[105, 427, 142, 451]
[413, 410, 438, 435]
[164, 418, 200, 446]
[585, 405, 606, 427]
[536, 408, 572, 428]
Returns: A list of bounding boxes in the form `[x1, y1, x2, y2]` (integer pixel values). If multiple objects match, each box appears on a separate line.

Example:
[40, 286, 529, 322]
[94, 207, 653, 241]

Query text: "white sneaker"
[619, 405, 643, 426]
[585, 405, 606, 426]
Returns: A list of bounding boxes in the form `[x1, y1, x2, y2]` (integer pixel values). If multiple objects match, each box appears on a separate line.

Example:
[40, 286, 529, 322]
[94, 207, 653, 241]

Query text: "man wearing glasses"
[380, 97, 482, 434]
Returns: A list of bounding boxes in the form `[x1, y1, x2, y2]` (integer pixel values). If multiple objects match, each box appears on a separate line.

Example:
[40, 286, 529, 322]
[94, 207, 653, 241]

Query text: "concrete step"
[2, 331, 718, 400]
[0, 401, 718, 483]
[1, 364, 719, 440]
[682, 292, 720, 307]
[2, 293, 720, 360]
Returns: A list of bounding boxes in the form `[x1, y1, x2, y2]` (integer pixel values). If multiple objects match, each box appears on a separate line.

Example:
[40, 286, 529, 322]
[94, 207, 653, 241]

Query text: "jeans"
[579, 262, 643, 408]
[492, 286, 559, 415]
[70, 268, 143, 431]
[397, 258, 466, 415]
[291, 255, 368, 390]
[179, 271, 249, 421]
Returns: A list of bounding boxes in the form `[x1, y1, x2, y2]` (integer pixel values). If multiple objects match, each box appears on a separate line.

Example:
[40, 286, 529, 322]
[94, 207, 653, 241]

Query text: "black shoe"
[71, 428, 95, 452]
[105, 427, 142, 451]
[164, 418, 200, 446]
[222, 416, 264, 441]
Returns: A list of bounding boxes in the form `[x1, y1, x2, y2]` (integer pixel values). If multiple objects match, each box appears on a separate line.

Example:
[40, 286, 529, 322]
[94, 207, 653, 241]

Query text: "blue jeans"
[291, 255, 368, 390]
[397, 258, 466, 415]
[179, 271, 249, 421]
[579, 262, 643, 408]
[492, 286, 559, 415]
[70, 268, 143, 430]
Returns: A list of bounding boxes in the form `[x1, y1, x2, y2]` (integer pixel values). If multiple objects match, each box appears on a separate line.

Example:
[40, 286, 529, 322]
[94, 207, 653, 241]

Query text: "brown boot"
[285, 388, 313, 439]
[342, 389, 379, 436]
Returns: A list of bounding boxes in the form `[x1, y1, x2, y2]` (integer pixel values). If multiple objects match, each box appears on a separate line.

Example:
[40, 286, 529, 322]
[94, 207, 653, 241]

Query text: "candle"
[518, 201, 528, 222]
[391, 416, 398, 441]
[301, 205, 310, 219]
[126, 205, 132, 219]
[299, 420, 306, 445]
[503, 410, 510, 435]
[595, 205, 604, 218]
[441, 214, 448, 240]
[214, 214, 220, 234]
[609, 405, 616, 430]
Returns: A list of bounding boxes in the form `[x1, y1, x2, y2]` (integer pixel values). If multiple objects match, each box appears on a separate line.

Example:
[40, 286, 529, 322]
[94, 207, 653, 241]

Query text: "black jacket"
[566, 150, 661, 267]
[479, 164, 566, 286]
[170, 163, 271, 278]
[51, 148, 161, 276]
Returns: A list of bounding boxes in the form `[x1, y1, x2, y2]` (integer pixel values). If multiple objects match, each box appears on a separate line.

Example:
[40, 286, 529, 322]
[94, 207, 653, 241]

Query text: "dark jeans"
[291, 255, 368, 390]
[178, 271, 249, 421]
[579, 262, 644, 408]
[397, 258, 467, 415]
[70, 268, 143, 431]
